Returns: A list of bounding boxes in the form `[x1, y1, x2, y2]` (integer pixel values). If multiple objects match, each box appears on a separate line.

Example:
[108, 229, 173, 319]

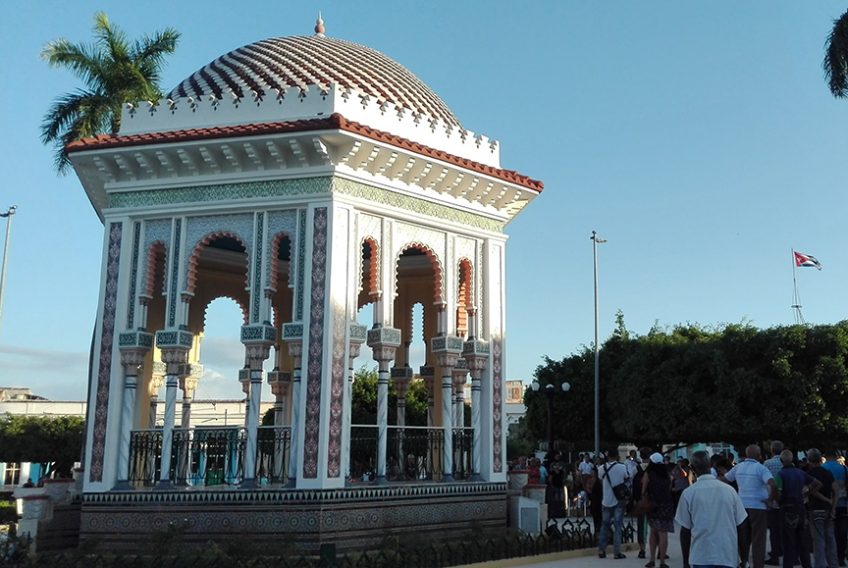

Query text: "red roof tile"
[67, 114, 543, 192]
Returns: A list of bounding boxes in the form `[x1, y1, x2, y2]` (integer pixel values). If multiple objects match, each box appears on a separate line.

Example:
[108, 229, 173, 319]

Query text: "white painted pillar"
[158, 373, 179, 487]
[115, 340, 150, 489]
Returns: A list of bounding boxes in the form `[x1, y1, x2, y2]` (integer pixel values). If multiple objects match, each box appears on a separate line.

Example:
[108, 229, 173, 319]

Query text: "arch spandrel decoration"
[139, 219, 172, 298]
[355, 212, 382, 297]
[393, 241, 444, 305]
[358, 237, 380, 303]
[183, 214, 254, 293]
[142, 242, 168, 298]
[265, 210, 298, 289]
[185, 231, 251, 296]
[391, 223, 446, 303]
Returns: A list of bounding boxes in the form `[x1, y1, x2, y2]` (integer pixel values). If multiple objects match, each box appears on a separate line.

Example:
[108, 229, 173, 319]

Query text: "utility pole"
[591, 230, 606, 457]
[0, 205, 17, 333]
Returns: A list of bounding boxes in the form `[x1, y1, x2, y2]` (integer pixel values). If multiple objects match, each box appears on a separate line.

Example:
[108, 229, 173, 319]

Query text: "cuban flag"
[794, 251, 822, 270]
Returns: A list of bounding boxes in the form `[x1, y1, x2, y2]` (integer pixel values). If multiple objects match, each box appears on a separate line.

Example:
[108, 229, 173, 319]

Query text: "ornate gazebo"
[68, 17, 542, 549]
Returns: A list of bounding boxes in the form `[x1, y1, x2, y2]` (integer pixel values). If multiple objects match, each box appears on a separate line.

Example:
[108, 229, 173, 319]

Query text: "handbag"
[633, 495, 656, 516]
[605, 463, 632, 502]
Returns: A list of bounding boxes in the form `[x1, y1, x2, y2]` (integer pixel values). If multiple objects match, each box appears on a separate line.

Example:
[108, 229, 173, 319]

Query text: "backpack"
[605, 462, 632, 502]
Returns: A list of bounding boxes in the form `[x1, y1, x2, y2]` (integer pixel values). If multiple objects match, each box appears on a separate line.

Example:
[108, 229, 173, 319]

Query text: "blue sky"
[1, 1, 846, 401]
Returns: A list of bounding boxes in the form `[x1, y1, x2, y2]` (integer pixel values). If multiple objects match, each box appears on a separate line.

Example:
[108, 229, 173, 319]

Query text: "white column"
[463, 338, 489, 482]
[241, 368, 263, 487]
[376, 361, 390, 482]
[115, 342, 149, 490]
[368, 327, 400, 485]
[433, 333, 463, 483]
[282, 326, 303, 487]
[158, 373, 179, 487]
[441, 372, 453, 481]
[344, 324, 366, 481]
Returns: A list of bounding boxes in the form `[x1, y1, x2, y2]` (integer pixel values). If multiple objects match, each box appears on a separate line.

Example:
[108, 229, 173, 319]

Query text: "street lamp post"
[0, 205, 17, 332]
[590, 230, 606, 458]
[531, 380, 571, 453]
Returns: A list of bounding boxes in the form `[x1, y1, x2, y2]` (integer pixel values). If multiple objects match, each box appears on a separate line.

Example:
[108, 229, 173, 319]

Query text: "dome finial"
[314, 11, 325, 37]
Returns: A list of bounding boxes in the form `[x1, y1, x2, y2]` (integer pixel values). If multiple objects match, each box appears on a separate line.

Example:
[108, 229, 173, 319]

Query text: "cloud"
[0, 344, 89, 400]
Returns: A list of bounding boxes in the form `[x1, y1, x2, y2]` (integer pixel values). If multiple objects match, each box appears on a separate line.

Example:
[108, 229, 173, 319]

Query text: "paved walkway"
[459, 527, 682, 568]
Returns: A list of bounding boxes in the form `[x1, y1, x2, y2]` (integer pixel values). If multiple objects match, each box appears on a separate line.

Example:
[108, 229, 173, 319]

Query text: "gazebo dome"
[167, 34, 461, 129]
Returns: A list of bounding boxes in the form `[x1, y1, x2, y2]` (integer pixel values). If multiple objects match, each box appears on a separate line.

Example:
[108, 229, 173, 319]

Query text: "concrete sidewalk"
[458, 528, 682, 568]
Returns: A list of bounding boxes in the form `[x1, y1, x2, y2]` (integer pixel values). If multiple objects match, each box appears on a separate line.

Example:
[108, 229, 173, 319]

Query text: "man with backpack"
[598, 451, 630, 559]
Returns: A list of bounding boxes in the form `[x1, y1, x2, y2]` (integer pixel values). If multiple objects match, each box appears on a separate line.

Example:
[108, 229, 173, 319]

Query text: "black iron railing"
[349, 425, 473, 482]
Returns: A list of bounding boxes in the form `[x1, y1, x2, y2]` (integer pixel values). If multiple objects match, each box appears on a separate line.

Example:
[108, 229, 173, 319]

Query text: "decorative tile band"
[240, 324, 276, 342]
[295, 209, 306, 321]
[327, 302, 346, 478]
[303, 207, 328, 479]
[90, 222, 122, 482]
[126, 222, 140, 329]
[82, 482, 508, 505]
[167, 219, 181, 328]
[282, 323, 304, 339]
[108, 177, 504, 233]
[109, 177, 333, 209]
[118, 331, 153, 349]
[251, 212, 264, 323]
[155, 329, 194, 348]
[492, 338, 503, 473]
[331, 177, 504, 232]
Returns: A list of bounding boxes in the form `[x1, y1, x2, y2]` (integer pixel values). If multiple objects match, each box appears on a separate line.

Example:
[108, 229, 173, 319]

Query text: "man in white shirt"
[723, 445, 776, 568]
[677, 450, 748, 568]
[598, 452, 629, 559]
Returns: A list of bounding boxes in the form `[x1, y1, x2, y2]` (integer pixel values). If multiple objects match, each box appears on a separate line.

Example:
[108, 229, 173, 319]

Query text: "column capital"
[462, 339, 490, 378]
[268, 371, 292, 398]
[419, 366, 435, 393]
[282, 322, 304, 362]
[156, 328, 192, 375]
[452, 358, 469, 384]
[119, 331, 153, 372]
[348, 323, 367, 359]
[179, 373, 200, 395]
[241, 324, 276, 369]
[368, 326, 401, 363]
[391, 366, 413, 398]
[431, 335, 463, 368]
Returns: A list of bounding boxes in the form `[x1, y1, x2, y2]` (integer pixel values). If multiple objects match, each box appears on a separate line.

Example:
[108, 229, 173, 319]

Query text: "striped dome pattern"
[168, 35, 461, 128]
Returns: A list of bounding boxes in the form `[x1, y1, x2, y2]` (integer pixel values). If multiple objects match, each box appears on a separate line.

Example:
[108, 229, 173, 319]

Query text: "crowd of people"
[520, 441, 848, 568]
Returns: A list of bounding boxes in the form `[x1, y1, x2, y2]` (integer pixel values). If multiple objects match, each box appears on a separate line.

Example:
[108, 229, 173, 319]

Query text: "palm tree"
[824, 9, 848, 98]
[41, 12, 179, 173]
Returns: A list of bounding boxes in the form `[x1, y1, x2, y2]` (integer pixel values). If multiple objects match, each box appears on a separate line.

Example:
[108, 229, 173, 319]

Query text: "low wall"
[79, 482, 508, 552]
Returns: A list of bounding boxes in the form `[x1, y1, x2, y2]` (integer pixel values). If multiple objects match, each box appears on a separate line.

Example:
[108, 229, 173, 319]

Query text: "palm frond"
[93, 12, 129, 63]
[41, 38, 106, 91]
[824, 9, 848, 97]
[40, 89, 100, 144]
[42, 11, 180, 175]
[133, 28, 180, 69]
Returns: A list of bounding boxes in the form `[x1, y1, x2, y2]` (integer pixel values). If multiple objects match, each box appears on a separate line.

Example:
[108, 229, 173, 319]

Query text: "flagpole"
[791, 249, 804, 325]
[0, 205, 17, 335]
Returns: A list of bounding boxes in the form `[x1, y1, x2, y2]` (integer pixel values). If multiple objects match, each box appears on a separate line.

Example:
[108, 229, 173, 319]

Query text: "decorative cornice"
[83, 482, 507, 506]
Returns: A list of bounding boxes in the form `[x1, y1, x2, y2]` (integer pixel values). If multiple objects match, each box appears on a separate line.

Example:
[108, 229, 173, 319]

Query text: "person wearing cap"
[643, 452, 675, 568]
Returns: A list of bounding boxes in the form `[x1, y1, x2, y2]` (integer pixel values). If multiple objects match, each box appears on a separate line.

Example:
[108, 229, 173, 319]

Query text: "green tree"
[825, 9, 848, 98]
[527, 318, 848, 450]
[0, 414, 85, 478]
[41, 12, 180, 172]
[351, 366, 429, 426]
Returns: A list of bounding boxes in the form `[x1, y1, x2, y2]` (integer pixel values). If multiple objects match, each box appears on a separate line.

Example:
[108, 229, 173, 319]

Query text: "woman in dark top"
[642, 453, 674, 568]
[590, 462, 603, 537]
